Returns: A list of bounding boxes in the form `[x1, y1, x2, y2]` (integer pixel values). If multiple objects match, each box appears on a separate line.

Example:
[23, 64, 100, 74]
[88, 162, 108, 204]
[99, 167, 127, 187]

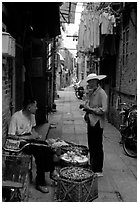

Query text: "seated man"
[8, 98, 59, 193]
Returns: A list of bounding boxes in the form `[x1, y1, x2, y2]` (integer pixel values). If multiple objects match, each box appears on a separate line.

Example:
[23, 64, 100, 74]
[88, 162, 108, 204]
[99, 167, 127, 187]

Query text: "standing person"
[8, 98, 59, 193]
[80, 73, 107, 177]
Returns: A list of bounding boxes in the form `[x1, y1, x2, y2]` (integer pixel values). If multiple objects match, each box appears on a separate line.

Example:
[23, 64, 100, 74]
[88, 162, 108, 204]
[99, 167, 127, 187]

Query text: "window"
[122, 27, 129, 66]
[48, 44, 52, 70]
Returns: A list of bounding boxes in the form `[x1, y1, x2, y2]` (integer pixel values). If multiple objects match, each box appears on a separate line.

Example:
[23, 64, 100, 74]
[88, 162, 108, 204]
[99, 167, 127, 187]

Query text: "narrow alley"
[2, 2, 137, 202]
[28, 86, 137, 202]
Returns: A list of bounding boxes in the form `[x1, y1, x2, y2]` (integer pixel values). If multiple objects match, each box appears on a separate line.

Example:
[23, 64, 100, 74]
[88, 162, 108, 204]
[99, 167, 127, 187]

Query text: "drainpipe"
[52, 37, 57, 111]
[84, 55, 87, 79]
[118, 3, 124, 104]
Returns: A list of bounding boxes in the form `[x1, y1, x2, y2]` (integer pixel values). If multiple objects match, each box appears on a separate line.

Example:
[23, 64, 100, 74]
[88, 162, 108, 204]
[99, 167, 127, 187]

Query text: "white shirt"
[8, 110, 36, 136]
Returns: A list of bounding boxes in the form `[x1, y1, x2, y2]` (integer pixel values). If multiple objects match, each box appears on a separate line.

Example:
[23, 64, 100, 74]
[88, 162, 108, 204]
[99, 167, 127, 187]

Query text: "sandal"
[36, 185, 49, 193]
[50, 171, 59, 181]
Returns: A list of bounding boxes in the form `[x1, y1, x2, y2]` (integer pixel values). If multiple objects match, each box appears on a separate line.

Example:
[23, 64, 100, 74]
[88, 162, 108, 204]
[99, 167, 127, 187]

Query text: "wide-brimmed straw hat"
[86, 73, 107, 82]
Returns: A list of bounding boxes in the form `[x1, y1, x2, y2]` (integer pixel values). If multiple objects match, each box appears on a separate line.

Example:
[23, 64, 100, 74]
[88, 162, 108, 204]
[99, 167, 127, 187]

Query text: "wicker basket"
[2, 154, 31, 201]
[60, 155, 89, 168]
[61, 144, 88, 156]
[56, 166, 98, 202]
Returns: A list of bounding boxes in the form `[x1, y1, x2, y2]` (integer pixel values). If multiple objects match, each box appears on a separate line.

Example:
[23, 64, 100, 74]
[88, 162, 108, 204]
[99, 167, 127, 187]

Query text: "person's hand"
[83, 105, 94, 113]
[32, 132, 42, 140]
[79, 104, 85, 109]
[83, 107, 91, 112]
[37, 135, 42, 140]
[83, 104, 90, 110]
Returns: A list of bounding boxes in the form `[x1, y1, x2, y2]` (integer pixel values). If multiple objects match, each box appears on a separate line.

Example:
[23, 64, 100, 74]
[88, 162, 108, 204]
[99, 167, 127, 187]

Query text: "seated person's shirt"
[8, 110, 36, 136]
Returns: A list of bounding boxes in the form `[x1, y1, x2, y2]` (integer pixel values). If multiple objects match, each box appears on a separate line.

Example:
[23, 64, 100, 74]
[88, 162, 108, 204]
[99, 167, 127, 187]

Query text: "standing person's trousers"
[87, 120, 104, 173]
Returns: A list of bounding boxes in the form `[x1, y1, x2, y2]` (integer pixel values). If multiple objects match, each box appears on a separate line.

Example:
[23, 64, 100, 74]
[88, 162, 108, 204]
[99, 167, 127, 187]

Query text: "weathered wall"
[2, 57, 12, 144]
[116, 10, 137, 96]
[109, 7, 137, 129]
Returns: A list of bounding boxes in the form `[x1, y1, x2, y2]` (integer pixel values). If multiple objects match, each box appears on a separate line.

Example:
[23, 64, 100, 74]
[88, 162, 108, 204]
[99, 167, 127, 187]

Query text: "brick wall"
[116, 10, 137, 97]
[2, 56, 12, 145]
[109, 8, 137, 129]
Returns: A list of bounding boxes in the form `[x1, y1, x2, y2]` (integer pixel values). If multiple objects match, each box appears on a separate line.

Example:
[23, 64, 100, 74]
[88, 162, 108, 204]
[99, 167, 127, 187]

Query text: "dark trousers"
[22, 140, 55, 186]
[87, 121, 104, 173]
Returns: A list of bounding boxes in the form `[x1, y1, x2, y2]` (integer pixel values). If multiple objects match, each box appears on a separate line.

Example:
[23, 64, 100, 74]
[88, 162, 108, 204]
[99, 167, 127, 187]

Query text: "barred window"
[122, 27, 129, 66]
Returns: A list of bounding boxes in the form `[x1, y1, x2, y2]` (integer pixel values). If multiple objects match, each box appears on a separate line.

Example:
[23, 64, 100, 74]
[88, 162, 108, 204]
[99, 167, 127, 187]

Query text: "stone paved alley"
[29, 86, 137, 202]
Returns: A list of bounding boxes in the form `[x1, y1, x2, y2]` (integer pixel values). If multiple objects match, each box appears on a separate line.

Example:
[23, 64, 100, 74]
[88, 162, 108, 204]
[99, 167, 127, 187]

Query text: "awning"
[60, 2, 77, 24]
[3, 2, 61, 38]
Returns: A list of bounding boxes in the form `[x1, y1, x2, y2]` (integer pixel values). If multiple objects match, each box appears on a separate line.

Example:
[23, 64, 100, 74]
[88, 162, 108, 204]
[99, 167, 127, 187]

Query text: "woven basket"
[60, 156, 89, 168]
[56, 166, 98, 202]
[61, 144, 88, 156]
